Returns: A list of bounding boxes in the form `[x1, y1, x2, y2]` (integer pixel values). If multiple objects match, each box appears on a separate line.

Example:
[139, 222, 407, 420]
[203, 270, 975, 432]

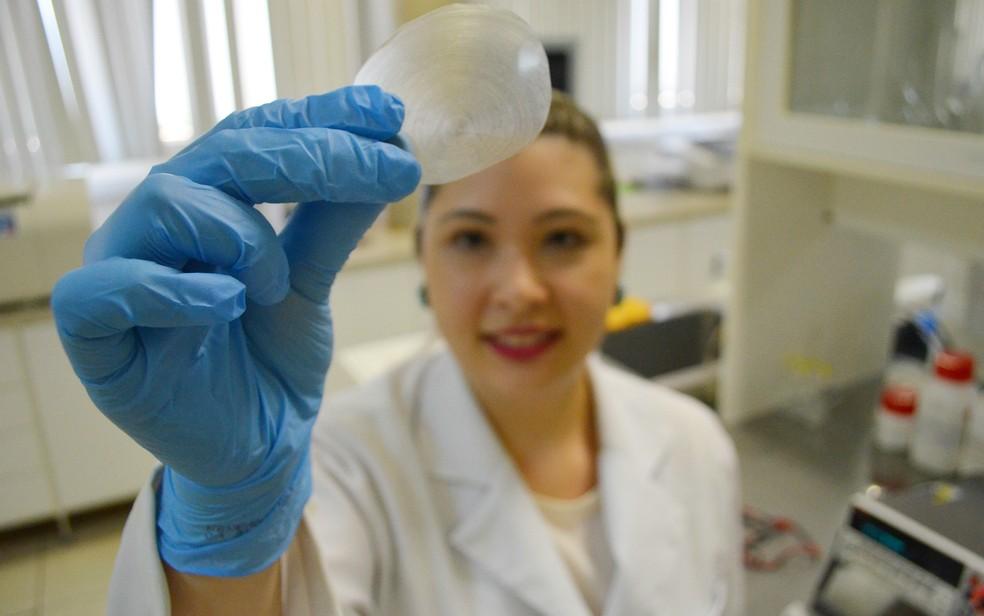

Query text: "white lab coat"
[107, 349, 744, 616]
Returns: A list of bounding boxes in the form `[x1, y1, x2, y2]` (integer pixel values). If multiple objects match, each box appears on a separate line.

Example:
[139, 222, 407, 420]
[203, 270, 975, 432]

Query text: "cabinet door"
[0, 325, 54, 528]
[20, 317, 158, 512]
[0, 386, 34, 431]
[678, 214, 731, 302]
[0, 328, 23, 385]
[0, 408, 53, 527]
[750, 0, 984, 189]
[0, 469, 55, 527]
[329, 260, 430, 348]
[0, 422, 45, 477]
[620, 225, 683, 300]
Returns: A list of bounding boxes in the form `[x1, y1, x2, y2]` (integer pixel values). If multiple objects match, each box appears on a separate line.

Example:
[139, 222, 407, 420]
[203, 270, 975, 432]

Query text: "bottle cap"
[933, 350, 975, 382]
[880, 385, 917, 416]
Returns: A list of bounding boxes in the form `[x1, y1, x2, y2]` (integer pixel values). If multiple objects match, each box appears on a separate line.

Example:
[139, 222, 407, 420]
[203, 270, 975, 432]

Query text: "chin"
[479, 343, 584, 388]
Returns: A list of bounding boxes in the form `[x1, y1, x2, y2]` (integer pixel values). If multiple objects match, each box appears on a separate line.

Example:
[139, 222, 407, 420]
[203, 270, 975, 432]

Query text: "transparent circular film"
[354, 4, 551, 185]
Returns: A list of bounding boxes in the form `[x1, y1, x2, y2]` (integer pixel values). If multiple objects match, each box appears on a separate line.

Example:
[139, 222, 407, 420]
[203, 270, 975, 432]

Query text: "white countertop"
[619, 187, 731, 225]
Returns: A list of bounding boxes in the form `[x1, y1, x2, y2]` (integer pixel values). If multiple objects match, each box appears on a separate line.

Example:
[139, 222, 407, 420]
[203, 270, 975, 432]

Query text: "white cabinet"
[0, 417, 52, 526]
[0, 470, 55, 527]
[0, 311, 157, 530]
[0, 384, 32, 430]
[0, 421, 45, 475]
[0, 322, 57, 528]
[677, 215, 731, 301]
[620, 214, 731, 303]
[21, 319, 158, 513]
[720, 0, 984, 424]
[749, 0, 984, 192]
[620, 224, 682, 301]
[329, 259, 430, 349]
[0, 329, 23, 384]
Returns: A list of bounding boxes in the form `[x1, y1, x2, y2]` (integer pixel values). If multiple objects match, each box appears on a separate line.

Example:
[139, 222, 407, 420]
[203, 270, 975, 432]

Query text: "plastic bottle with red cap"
[909, 350, 976, 474]
[874, 385, 918, 451]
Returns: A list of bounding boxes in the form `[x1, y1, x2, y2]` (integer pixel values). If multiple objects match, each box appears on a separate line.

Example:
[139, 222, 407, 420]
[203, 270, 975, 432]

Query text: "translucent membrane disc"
[354, 4, 551, 185]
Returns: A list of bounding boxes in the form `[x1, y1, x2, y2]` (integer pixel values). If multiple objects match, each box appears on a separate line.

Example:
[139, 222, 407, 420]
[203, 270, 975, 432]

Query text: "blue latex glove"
[50, 86, 420, 576]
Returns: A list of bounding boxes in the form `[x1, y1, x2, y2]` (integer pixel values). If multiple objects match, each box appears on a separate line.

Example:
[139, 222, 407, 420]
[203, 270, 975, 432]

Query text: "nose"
[490, 248, 549, 311]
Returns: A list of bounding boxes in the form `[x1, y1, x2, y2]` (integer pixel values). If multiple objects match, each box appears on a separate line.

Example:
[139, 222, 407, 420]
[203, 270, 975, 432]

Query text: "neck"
[471, 364, 599, 498]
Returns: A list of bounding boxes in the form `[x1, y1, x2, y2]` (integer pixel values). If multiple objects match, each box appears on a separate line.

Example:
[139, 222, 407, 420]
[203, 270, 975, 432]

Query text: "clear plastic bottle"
[909, 350, 976, 475]
[957, 389, 984, 476]
[874, 385, 917, 452]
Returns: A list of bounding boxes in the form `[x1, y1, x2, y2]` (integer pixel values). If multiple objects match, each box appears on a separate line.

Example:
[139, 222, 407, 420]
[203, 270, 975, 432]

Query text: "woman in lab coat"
[53, 87, 743, 615]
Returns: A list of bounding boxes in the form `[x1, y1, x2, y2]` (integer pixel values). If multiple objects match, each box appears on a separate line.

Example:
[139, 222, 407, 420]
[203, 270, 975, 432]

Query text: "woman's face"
[419, 135, 622, 399]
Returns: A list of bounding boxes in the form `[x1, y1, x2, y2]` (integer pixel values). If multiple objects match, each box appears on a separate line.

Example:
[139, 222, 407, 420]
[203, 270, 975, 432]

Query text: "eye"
[449, 229, 489, 251]
[544, 229, 587, 250]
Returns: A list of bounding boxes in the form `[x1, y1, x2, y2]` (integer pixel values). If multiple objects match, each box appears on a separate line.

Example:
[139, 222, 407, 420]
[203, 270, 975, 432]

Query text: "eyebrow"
[534, 209, 599, 225]
[437, 207, 599, 226]
[437, 210, 496, 225]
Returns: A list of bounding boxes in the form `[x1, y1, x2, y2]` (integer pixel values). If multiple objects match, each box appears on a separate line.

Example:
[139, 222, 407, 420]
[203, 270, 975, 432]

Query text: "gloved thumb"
[278, 201, 388, 303]
[277, 135, 420, 303]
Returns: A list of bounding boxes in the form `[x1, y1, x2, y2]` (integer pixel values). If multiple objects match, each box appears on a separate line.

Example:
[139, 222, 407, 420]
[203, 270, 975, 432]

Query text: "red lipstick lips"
[483, 327, 561, 362]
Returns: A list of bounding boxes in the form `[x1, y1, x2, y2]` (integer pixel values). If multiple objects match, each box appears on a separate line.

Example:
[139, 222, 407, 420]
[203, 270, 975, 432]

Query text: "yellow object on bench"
[605, 296, 652, 332]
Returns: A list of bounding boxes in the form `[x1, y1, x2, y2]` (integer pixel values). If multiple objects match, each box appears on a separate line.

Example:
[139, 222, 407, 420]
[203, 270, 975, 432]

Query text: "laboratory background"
[1, 0, 983, 615]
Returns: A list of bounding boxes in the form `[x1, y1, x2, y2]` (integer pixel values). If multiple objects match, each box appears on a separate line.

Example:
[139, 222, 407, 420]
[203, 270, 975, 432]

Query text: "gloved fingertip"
[246, 272, 290, 306]
[237, 242, 290, 306]
[355, 83, 403, 109]
[186, 273, 247, 322]
[386, 133, 413, 155]
[400, 158, 423, 196]
[350, 85, 406, 131]
[50, 268, 85, 330]
[383, 90, 406, 120]
[215, 284, 247, 321]
[81, 228, 106, 265]
[271, 274, 291, 304]
[382, 147, 423, 200]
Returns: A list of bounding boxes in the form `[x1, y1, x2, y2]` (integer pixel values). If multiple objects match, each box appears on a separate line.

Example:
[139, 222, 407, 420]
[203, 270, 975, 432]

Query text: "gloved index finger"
[84, 173, 291, 306]
[188, 85, 406, 150]
[153, 128, 421, 206]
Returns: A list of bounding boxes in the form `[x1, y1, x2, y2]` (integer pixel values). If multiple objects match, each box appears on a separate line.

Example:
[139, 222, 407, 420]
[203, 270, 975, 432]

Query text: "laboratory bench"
[729, 379, 940, 616]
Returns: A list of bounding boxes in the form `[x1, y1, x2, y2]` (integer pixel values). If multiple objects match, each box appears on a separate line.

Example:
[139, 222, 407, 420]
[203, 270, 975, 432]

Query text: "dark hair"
[420, 90, 624, 252]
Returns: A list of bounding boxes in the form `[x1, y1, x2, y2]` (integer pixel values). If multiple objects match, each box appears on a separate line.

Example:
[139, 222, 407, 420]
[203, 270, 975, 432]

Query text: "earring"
[614, 285, 625, 305]
[418, 285, 429, 307]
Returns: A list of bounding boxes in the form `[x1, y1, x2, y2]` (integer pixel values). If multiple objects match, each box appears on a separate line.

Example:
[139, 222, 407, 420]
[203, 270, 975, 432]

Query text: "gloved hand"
[50, 86, 421, 577]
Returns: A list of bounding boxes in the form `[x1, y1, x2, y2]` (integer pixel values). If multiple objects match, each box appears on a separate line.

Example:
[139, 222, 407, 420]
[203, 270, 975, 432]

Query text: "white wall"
[470, 0, 624, 118]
